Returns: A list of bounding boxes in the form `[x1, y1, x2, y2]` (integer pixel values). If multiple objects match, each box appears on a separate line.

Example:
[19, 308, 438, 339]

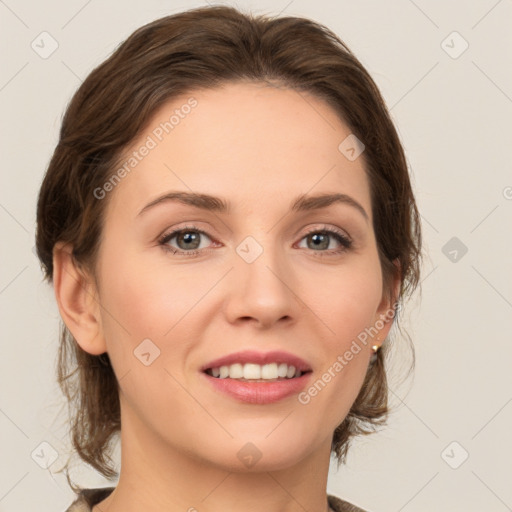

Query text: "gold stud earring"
[370, 338, 381, 364]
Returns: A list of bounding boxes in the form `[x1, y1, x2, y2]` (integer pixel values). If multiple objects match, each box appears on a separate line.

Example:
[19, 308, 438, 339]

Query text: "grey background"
[1, 0, 511, 511]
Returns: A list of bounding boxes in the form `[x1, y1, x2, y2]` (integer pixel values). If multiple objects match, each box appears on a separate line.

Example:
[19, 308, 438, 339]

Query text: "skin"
[53, 81, 399, 512]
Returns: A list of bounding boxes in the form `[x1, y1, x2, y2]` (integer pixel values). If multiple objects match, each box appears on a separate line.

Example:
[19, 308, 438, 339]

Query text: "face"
[90, 81, 396, 471]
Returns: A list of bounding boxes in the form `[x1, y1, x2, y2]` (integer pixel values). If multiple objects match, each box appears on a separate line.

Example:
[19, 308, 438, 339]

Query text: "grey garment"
[65, 487, 370, 512]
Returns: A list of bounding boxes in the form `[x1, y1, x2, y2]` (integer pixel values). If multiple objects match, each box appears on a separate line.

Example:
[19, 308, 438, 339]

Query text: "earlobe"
[52, 242, 107, 355]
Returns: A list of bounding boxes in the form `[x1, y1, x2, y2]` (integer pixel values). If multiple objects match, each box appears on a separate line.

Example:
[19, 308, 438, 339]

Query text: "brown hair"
[35, 4, 422, 482]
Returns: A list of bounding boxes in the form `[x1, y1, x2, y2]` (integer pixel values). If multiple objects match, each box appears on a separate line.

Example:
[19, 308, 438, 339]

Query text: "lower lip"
[201, 372, 312, 404]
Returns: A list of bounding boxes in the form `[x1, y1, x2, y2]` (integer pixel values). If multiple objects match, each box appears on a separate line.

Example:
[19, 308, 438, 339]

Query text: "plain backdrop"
[1, 1, 511, 511]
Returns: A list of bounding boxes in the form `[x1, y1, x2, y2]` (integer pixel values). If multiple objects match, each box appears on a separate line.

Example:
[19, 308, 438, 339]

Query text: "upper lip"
[201, 350, 313, 372]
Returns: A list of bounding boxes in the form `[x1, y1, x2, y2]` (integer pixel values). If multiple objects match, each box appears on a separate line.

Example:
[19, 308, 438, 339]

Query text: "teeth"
[244, 363, 261, 379]
[207, 362, 304, 380]
[230, 363, 244, 379]
[286, 365, 296, 378]
[261, 363, 278, 379]
[277, 363, 288, 378]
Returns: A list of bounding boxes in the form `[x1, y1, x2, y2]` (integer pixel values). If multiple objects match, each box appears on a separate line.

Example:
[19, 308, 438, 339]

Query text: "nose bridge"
[224, 228, 298, 326]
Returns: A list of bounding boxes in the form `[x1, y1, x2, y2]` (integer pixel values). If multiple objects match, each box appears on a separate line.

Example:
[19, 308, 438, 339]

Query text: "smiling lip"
[200, 350, 313, 372]
[201, 371, 312, 404]
[199, 349, 313, 405]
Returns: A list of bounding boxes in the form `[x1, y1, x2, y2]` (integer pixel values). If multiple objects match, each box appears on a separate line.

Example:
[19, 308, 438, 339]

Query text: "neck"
[95, 399, 334, 512]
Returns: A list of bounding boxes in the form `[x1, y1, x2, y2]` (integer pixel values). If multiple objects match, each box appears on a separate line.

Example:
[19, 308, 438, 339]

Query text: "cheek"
[95, 248, 202, 410]
[98, 244, 202, 339]
[95, 243, 226, 392]
[94, 244, 178, 370]
[312, 255, 384, 344]
[304, 255, 382, 412]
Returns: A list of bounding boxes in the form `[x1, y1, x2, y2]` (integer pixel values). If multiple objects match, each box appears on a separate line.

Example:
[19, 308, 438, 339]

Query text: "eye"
[158, 225, 215, 257]
[296, 226, 352, 256]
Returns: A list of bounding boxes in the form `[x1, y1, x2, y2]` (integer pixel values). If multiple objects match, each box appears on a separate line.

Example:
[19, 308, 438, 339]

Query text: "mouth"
[201, 365, 313, 404]
[199, 350, 313, 403]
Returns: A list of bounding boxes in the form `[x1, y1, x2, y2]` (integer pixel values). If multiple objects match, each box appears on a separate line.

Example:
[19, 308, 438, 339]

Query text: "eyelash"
[158, 224, 353, 258]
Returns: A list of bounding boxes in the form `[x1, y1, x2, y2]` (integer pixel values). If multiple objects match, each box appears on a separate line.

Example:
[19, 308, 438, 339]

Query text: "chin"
[196, 435, 315, 473]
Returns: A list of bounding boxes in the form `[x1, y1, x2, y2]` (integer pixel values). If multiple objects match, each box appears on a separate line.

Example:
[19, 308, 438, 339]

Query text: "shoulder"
[328, 493, 371, 512]
[65, 487, 115, 512]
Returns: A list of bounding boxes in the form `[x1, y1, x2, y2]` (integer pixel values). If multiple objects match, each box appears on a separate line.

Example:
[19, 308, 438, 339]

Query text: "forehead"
[105, 81, 371, 220]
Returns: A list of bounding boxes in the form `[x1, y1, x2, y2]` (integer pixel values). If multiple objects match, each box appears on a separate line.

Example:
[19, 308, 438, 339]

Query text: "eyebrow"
[137, 191, 369, 222]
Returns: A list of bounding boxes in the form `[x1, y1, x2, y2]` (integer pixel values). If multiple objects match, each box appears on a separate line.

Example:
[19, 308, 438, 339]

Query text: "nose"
[222, 239, 300, 329]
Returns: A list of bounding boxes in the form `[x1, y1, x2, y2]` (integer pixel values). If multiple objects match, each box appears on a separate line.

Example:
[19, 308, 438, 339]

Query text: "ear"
[52, 242, 107, 355]
[374, 258, 401, 341]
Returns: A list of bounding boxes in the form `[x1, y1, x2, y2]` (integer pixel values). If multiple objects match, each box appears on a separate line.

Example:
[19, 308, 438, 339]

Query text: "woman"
[35, 5, 422, 512]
